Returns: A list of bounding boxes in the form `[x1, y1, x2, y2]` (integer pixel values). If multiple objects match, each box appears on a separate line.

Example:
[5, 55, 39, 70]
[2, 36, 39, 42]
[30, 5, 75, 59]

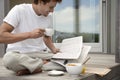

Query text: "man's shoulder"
[18, 3, 31, 7]
[14, 3, 31, 11]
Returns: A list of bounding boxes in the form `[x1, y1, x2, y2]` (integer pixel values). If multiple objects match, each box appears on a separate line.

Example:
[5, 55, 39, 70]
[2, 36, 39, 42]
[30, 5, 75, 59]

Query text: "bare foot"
[32, 68, 42, 74]
[16, 69, 30, 76]
[16, 68, 42, 76]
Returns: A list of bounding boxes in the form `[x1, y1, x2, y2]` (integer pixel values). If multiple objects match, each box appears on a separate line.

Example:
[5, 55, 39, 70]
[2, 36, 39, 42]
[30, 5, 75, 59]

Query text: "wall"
[111, 0, 116, 54]
[10, 0, 32, 9]
[0, 0, 9, 57]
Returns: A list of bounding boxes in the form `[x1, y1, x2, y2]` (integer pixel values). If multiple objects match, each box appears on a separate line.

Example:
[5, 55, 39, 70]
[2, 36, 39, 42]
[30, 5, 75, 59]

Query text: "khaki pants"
[2, 51, 65, 73]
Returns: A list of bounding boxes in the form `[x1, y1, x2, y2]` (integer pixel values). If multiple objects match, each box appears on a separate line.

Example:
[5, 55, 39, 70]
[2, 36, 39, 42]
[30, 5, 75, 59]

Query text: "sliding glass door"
[79, 0, 102, 52]
[53, 0, 103, 52]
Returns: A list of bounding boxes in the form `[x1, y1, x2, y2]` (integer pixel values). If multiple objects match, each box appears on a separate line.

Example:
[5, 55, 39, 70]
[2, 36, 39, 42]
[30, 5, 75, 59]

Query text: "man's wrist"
[26, 32, 31, 39]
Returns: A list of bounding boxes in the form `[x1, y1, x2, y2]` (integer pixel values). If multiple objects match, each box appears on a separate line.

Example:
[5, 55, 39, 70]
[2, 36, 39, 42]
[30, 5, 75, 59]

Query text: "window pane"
[79, 0, 100, 43]
[53, 0, 74, 42]
[53, 0, 100, 43]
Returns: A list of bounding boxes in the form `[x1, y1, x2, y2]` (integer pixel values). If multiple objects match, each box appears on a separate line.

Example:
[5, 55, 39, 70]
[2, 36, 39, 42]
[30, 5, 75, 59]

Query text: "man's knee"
[2, 51, 25, 72]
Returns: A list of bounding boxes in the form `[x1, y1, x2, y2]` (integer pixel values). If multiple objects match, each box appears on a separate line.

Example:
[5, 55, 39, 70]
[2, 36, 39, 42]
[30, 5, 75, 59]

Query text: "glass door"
[79, 0, 102, 52]
[53, 0, 102, 52]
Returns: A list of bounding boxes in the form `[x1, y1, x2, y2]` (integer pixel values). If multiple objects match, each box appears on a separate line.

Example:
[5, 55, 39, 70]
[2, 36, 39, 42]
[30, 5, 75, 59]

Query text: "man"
[0, 0, 62, 76]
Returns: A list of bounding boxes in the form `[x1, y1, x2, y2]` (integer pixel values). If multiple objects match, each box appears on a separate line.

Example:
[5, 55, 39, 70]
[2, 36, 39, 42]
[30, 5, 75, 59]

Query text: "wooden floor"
[0, 53, 119, 80]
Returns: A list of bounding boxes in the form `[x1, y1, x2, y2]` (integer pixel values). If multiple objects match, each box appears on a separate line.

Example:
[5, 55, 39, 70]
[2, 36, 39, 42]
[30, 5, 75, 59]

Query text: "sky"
[53, 0, 100, 33]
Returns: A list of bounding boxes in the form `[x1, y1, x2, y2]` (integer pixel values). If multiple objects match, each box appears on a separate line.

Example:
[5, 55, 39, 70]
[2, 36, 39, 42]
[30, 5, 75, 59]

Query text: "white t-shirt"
[3, 4, 53, 53]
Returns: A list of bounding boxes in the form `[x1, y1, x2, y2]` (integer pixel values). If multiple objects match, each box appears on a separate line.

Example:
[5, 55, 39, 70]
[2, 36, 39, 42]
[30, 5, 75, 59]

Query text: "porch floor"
[0, 53, 120, 80]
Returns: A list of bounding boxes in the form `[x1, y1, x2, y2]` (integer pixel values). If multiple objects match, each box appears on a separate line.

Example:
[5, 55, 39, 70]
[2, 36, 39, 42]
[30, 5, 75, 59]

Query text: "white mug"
[44, 28, 54, 36]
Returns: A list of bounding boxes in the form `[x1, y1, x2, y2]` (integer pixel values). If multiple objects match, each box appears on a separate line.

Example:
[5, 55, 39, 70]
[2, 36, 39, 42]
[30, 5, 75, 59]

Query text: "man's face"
[37, 0, 57, 16]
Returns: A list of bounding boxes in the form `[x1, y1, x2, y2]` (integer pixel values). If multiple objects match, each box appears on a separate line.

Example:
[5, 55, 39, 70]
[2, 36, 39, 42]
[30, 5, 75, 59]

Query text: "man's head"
[33, 0, 62, 16]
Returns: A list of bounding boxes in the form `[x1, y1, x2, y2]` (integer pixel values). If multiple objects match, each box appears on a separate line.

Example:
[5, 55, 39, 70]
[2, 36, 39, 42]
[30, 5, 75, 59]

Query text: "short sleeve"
[3, 5, 20, 28]
[48, 14, 53, 29]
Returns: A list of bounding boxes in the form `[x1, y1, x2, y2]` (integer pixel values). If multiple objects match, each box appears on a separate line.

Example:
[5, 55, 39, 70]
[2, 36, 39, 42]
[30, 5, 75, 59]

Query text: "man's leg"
[25, 51, 54, 59]
[25, 52, 66, 71]
[3, 51, 43, 76]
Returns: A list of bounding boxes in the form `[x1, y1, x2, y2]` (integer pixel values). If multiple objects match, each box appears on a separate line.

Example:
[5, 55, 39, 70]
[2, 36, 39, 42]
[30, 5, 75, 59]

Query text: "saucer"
[48, 70, 64, 76]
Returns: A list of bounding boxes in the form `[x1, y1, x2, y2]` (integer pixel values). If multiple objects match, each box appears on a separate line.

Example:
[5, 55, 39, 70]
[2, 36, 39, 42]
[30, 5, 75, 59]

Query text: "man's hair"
[33, 0, 62, 4]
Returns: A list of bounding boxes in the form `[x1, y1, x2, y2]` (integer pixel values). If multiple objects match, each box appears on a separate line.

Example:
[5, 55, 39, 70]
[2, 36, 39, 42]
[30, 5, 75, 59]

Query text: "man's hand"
[52, 48, 60, 54]
[29, 28, 45, 38]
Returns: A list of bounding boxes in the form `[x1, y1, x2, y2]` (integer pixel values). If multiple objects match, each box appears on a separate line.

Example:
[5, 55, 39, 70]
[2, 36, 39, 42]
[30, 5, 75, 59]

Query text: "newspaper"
[52, 36, 83, 59]
[51, 36, 91, 67]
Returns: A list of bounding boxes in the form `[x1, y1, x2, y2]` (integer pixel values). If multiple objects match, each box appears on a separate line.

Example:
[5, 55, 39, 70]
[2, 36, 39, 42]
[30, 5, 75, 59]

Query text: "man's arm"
[43, 36, 59, 54]
[0, 22, 45, 44]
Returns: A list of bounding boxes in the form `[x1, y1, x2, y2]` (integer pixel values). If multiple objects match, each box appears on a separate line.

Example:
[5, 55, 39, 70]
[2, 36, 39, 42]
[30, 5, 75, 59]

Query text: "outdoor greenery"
[53, 31, 99, 43]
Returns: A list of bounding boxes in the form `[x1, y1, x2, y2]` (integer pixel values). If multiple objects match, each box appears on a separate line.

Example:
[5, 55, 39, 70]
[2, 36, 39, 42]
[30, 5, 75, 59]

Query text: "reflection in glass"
[53, 0, 100, 43]
[79, 0, 100, 43]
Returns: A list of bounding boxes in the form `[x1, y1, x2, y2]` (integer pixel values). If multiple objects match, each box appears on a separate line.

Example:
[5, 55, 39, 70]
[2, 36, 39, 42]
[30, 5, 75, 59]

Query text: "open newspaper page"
[77, 46, 91, 63]
[52, 36, 83, 59]
[51, 45, 91, 67]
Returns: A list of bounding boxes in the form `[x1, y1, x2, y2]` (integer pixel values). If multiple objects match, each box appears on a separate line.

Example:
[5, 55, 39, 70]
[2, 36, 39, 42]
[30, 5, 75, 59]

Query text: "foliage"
[53, 31, 99, 43]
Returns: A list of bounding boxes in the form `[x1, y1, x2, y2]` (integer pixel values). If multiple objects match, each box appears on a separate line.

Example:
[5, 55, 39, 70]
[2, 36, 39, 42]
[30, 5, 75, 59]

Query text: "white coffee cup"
[44, 28, 54, 36]
[65, 63, 83, 76]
